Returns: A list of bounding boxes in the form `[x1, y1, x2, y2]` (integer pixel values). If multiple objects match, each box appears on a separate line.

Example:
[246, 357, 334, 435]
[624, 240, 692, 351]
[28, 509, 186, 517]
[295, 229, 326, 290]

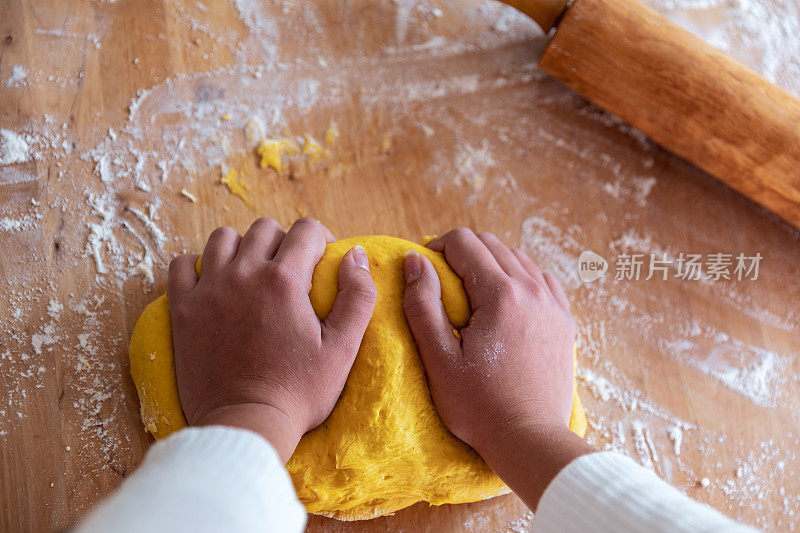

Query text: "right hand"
[403, 228, 593, 508]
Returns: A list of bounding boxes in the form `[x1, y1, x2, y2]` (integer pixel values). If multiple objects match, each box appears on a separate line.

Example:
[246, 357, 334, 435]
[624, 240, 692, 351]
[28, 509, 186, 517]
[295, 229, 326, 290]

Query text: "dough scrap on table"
[258, 137, 300, 173]
[129, 235, 587, 520]
[219, 165, 250, 204]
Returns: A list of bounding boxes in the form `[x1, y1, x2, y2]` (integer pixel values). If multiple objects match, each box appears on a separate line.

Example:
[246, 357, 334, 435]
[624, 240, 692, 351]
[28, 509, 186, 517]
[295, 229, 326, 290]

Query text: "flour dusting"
[0, 130, 31, 165]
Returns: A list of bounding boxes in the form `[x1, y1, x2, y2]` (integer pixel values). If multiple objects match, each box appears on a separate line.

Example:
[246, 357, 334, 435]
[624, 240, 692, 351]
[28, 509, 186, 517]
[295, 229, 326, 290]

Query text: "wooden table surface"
[1, 1, 798, 531]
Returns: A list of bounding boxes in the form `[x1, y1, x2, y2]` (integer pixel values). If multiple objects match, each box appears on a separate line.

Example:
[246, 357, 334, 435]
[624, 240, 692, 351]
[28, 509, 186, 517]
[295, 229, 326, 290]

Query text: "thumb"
[322, 245, 378, 353]
[403, 250, 461, 370]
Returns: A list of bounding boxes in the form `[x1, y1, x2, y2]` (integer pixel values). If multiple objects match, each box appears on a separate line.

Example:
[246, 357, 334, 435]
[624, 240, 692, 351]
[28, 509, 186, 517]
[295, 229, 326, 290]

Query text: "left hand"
[167, 217, 377, 461]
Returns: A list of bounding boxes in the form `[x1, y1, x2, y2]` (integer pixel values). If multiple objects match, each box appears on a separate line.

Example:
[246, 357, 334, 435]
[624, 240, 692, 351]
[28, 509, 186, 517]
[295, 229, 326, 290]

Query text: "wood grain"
[539, 0, 800, 229]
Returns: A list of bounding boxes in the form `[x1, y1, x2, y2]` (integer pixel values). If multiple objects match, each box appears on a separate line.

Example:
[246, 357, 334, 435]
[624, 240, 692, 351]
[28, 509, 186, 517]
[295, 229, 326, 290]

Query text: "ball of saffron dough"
[129, 235, 587, 520]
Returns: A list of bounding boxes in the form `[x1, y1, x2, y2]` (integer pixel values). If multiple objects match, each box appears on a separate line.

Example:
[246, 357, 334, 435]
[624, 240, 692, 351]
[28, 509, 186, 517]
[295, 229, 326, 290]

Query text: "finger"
[322, 224, 335, 243]
[403, 250, 461, 368]
[167, 254, 200, 304]
[543, 272, 571, 312]
[236, 217, 286, 264]
[512, 248, 547, 287]
[272, 218, 330, 289]
[303, 218, 336, 243]
[476, 232, 528, 279]
[425, 228, 505, 301]
[201, 226, 241, 276]
[322, 245, 378, 354]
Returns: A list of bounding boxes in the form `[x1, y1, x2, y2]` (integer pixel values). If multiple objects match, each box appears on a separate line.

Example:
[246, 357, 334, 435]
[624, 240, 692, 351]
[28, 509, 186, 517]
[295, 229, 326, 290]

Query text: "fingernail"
[405, 249, 422, 282]
[353, 245, 370, 271]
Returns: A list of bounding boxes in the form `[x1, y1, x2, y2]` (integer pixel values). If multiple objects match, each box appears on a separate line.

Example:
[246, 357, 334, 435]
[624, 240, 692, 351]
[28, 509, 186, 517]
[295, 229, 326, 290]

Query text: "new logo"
[578, 250, 608, 283]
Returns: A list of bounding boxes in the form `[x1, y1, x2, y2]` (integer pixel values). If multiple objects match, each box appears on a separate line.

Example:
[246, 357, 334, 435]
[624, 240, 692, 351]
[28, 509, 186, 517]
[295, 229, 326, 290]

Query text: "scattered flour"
[645, 0, 800, 96]
[0, 214, 39, 232]
[6, 65, 29, 87]
[47, 299, 63, 319]
[94, 154, 114, 184]
[0, 130, 30, 165]
[505, 511, 535, 532]
[454, 141, 495, 193]
[128, 207, 166, 249]
[668, 425, 683, 456]
[84, 193, 119, 275]
[129, 254, 155, 285]
[31, 323, 58, 355]
[631, 420, 656, 470]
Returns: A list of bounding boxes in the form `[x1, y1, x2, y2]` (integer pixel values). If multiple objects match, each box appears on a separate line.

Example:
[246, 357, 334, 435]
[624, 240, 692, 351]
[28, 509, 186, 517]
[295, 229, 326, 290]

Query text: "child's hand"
[167, 217, 377, 461]
[404, 228, 574, 450]
[403, 228, 593, 507]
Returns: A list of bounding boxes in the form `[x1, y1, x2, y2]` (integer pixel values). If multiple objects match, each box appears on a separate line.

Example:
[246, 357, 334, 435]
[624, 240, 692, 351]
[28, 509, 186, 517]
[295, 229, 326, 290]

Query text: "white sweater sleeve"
[76, 426, 307, 533]
[533, 451, 757, 533]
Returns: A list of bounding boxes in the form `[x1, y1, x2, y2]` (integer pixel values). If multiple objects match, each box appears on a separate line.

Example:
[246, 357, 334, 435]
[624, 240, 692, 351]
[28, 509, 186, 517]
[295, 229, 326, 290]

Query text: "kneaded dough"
[129, 235, 587, 520]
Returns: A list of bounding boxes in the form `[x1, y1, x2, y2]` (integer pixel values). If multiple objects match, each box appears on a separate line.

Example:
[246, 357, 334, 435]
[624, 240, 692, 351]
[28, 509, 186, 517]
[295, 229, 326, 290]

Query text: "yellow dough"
[129, 235, 587, 520]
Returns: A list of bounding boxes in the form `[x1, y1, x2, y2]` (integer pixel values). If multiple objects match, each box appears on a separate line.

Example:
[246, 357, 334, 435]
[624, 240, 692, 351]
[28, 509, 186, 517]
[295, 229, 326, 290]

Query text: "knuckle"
[451, 226, 473, 242]
[227, 263, 251, 288]
[494, 276, 516, 296]
[168, 256, 184, 273]
[292, 217, 328, 243]
[351, 272, 378, 295]
[283, 238, 315, 259]
[265, 263, 295, 291]
[253, 217, 280, 229]
[527, 278, 550, 300]
[294, 217, 320, 230]
[495, 278, 525, 305]
[403, 295, 431, 320]
[210, 225, 237, 240]
[349, 284, 378, 307]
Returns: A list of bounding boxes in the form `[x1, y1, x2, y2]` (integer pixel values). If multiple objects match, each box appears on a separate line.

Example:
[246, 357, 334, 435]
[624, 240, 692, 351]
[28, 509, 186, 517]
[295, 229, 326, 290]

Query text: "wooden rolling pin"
[501, 0, 800, 229]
